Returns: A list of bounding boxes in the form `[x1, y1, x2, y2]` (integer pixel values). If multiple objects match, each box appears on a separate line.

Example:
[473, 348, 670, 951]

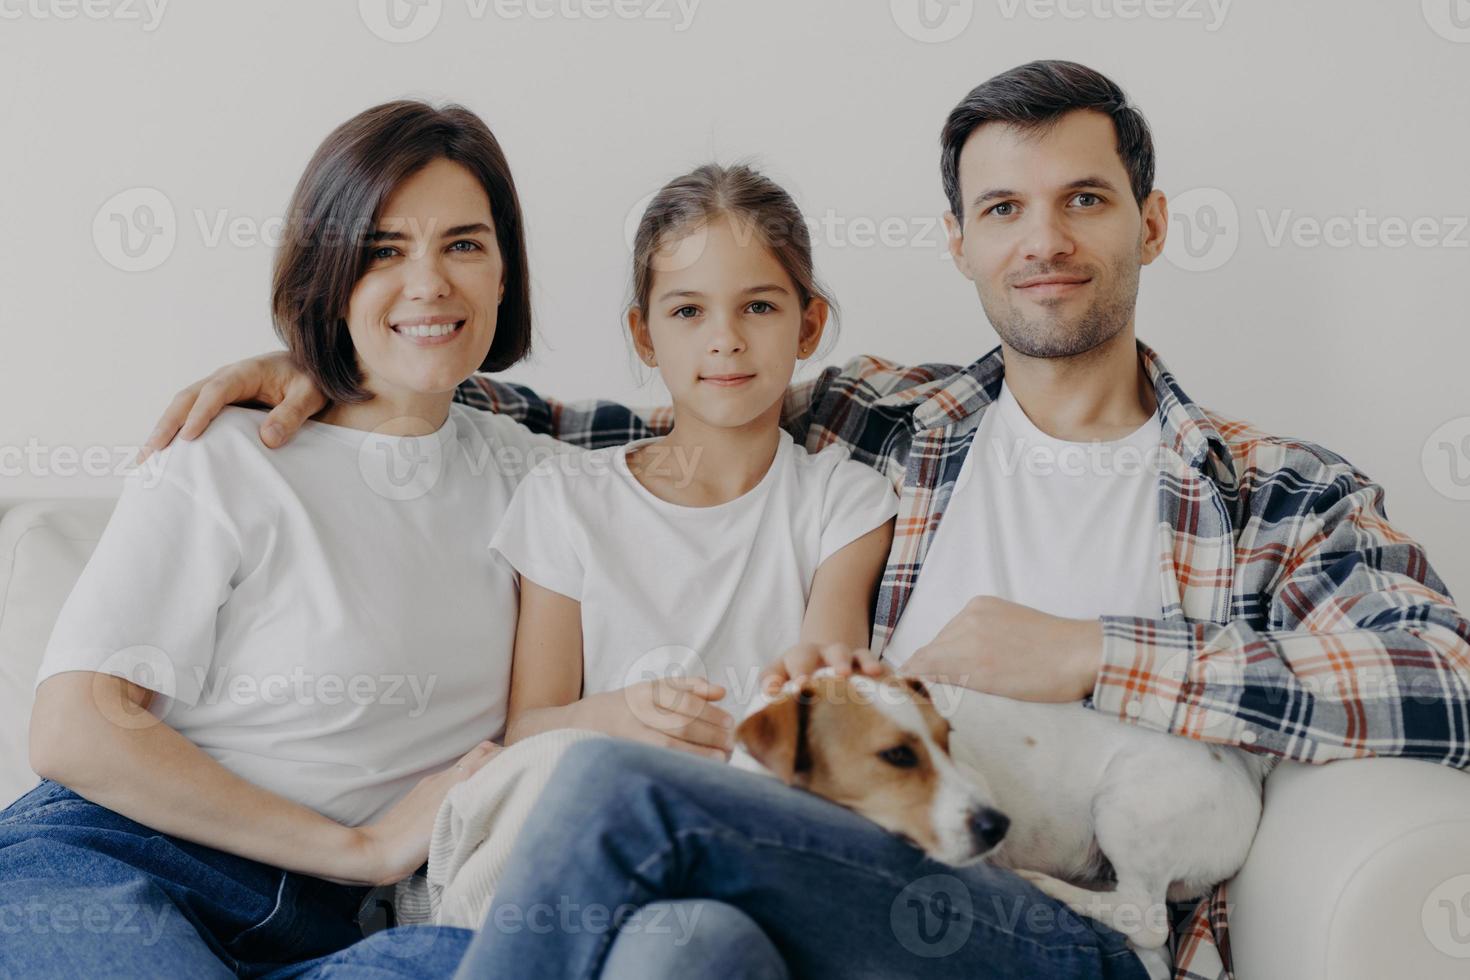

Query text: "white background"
[1, 0, 1467, 599]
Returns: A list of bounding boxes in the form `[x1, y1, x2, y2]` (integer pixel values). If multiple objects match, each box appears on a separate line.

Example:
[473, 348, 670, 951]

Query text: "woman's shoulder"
[137, 406, 274, 483]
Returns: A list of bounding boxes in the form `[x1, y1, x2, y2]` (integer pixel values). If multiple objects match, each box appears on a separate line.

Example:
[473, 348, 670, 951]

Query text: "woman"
[0, 100, 771, 979]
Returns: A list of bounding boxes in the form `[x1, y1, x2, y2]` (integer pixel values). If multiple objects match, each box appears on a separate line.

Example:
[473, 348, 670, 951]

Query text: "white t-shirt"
[884, 379, 1164, 665]
[37, 403, 568, 827]
[490, 430, 898, 714]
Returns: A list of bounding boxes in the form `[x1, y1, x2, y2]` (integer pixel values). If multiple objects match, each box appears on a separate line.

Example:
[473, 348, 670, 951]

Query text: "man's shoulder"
[1201, 406, 1374, 499]
[821, 353, 967, 405]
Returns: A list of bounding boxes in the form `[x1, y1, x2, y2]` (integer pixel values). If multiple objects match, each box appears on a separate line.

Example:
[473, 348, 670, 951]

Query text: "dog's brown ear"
[902, 676, 931, 702]
[736, 686, 813, 785]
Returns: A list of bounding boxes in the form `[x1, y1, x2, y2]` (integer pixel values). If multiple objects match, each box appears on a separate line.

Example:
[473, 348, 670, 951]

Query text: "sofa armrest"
[1227, 757, 1470, 979]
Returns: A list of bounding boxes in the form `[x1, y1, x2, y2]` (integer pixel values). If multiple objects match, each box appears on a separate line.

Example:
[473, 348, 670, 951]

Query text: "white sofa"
[3, 498, 1470, 977]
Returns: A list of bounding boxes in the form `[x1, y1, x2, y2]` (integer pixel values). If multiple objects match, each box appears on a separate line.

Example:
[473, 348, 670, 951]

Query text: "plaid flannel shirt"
[454, 338, 1470, 979]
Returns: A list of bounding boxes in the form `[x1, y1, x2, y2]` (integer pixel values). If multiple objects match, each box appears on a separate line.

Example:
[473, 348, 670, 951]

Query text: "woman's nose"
[402, 254, 452, 301]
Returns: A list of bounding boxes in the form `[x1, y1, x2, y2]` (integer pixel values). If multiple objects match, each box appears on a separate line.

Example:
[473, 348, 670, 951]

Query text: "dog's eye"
[878, 745, 919, 769]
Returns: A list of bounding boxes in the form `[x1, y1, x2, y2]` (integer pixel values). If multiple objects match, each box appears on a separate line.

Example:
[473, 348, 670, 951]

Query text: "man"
[145, 61, 1470, 979]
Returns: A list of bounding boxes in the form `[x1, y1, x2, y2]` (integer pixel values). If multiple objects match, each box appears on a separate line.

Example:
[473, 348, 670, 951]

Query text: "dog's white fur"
[938, 684, 1270, 949]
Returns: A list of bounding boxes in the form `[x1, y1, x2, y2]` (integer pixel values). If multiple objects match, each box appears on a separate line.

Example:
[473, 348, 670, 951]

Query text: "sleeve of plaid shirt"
[451, 373, 823, 446]
[1091, 447, 1470, 770]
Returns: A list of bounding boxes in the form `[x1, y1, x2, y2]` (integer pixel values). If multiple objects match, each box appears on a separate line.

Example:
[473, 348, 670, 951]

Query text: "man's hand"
[759, 642, 887, 696]
[902, 596, 1103, 703]
[136, 352, 327, 463]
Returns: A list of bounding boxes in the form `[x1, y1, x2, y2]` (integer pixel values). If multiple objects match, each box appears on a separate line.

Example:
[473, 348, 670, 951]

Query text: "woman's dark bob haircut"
[271, 100, 532, 404]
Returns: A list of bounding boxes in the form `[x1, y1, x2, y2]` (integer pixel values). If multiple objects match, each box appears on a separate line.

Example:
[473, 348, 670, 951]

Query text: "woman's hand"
[579, 678, 734, 761]
[759, 642, 887, 696]
[346, 740, 501, 886]
[136, 352, 327, 463]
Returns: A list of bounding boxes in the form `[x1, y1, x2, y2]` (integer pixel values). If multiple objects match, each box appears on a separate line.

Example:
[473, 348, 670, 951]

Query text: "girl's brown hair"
[271, 100, 532, 404]
[628, 163, 838, 338]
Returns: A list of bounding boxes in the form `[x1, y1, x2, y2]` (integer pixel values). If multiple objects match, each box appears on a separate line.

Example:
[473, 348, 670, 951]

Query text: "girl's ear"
[627, 307, 658, 367]
[796, 298, 829, 360]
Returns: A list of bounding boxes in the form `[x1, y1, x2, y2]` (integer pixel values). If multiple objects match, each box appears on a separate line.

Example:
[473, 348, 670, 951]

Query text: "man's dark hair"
[940, 60, 1155, 222]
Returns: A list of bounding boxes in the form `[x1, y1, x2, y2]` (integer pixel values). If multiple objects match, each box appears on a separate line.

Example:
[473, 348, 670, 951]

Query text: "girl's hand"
[346, 740, 500, 885]
[583, 678, 734, 761]
[760, 642, 887, 696]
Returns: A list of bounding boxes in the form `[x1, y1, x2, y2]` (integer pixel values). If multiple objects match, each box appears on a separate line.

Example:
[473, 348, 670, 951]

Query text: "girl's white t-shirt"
[490, 430, 898, 713]
[36, 403, 568, 827]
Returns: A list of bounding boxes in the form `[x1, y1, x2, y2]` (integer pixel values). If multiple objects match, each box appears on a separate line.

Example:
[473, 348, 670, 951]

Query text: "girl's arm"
[764, 518, 896, 689]
[504, 577, 732, 759]
[29, 671, 498, 886]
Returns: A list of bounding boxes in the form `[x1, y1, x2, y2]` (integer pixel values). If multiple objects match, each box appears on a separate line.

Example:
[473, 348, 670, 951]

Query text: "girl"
[494, 164, 898, 755]
[5, 100, 555, 977]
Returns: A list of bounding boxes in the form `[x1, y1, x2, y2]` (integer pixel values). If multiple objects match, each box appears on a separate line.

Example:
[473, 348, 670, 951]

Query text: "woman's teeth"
[395, 322, 461, 338]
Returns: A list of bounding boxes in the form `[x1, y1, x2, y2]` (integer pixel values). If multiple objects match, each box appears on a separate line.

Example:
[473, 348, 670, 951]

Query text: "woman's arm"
[29, 671, 498, 886]
[762, 519, 896, 690]
[503, 578, 732, 758]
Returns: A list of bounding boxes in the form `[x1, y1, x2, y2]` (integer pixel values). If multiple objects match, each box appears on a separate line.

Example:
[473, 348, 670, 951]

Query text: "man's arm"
[1090, 470, 1470, 768]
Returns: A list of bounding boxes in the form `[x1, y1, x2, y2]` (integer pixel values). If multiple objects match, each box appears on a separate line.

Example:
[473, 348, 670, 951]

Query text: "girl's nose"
[707, 315, 747, 355]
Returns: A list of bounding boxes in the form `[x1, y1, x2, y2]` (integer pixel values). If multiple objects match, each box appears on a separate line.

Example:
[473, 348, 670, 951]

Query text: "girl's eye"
[672, 306, 701, 319]
[747, 300, 774, 314]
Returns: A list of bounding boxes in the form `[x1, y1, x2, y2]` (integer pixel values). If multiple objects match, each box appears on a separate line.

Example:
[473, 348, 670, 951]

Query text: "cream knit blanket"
[392, 729, 608, 928]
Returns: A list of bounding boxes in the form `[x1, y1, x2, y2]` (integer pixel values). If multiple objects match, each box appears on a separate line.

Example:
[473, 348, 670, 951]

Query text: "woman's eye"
[370, 246, 398, 261]
[448, 240, 481, 252]
[878, 745, 919, 769]
[672, 306, 700, 319]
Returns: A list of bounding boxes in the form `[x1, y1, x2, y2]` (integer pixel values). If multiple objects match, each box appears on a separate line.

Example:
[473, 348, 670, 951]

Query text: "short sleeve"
[489, 460, 587, 601]
[817, 454, 899, 566]
[37, 463, 241, 709]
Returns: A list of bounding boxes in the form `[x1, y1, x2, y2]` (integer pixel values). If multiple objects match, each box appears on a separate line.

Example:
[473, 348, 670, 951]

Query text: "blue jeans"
[0, 779, 770, 979]
[454, 739, 1154, 980]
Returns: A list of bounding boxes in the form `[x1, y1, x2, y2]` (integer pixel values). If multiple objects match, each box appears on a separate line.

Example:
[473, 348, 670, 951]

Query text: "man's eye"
[988, 202, 1016, 218]
[1074, 193, 1101, 207]
[878, 745, 919, 769]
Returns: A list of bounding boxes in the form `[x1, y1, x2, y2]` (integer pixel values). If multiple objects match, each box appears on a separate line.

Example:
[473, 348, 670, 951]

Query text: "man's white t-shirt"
[884, 379, 1164, 662]
[490, 430, 898, 714]
[37, 404, 567, 827]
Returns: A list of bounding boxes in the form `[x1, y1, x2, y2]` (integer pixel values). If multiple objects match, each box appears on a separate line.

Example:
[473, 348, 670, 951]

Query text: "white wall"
[2, 0, 1467, 599]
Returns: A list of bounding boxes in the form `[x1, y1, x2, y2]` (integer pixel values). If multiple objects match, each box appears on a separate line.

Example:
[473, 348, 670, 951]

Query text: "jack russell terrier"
[735, 671, 1269, 951]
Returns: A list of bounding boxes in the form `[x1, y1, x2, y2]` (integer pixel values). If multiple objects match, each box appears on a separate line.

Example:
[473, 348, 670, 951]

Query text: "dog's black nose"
[970, 808, 1009, 847]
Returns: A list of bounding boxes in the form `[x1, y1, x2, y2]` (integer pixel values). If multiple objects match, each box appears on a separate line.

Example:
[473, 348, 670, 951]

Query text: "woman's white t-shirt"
[489, 430, 898, 714]
[36, 404, 567, 827]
